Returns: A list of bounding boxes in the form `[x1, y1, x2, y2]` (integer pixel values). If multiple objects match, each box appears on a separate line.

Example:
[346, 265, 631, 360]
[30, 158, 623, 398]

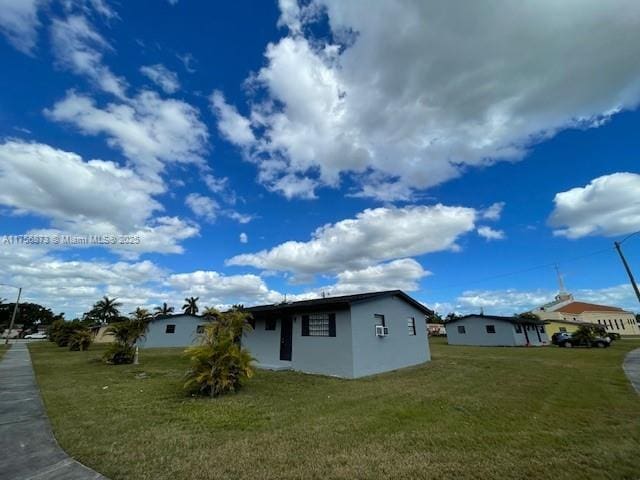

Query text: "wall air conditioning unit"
[375, 325, 389, 337]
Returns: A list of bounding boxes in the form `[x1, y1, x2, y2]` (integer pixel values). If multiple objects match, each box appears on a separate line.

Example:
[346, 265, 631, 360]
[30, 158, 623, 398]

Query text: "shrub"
[49, 320, 87, 347]
[68, 330, 93, 351]
[183, 310, 255, 397]
[102, 319, 147, 365]
[103, 343, 136, 365]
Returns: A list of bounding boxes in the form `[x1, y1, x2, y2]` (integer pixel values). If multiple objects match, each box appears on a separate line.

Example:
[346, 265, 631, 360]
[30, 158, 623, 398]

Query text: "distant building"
[532, 291, 639, 337]
[445, 314, 548, 347]
[137, 314, 207, 348]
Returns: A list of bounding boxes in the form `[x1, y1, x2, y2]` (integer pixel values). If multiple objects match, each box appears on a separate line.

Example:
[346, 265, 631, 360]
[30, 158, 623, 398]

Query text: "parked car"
[24, 332, 47, 340]
[551, 331, 610, 348]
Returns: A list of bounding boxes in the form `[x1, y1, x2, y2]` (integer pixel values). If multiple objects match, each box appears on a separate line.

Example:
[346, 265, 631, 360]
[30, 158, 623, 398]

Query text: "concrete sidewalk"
[623, 347, 640, 395]
[0, 341, 107, 479]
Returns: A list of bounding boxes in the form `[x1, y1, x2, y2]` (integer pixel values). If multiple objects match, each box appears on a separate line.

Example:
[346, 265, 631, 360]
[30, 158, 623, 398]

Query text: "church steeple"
[554, 264, 573, 302]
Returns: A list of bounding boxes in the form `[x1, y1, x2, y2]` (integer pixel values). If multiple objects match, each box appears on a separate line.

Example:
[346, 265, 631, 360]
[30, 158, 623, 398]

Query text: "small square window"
[486, 325, 496, 334]
[196, 325, 205, 334]
[559, 327, 567, 332]
[374, 314, 386, 327]
[457, 325, 466, 334]
[265, 318, 276, 331]
[165, 324, 175, 334]
[407, 317, 416, 336]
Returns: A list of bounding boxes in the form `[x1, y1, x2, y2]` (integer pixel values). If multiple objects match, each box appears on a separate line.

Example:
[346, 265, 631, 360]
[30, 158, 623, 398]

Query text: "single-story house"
[138, 314, 208, 348]
[445, 314, 549, 347]
[243, 290, 431, 378]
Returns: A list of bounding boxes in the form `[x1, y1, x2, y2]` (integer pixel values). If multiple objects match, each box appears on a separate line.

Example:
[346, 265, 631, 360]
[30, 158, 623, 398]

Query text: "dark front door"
[280, 317, 292, 361]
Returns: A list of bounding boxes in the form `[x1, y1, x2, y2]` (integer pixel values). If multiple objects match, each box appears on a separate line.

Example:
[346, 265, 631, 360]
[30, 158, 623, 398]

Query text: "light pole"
[1, 283, 22, 345]
[614, 231, 640, 305]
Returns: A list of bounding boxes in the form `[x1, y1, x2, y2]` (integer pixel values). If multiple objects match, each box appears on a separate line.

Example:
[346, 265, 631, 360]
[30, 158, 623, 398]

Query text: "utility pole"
[614, 241, 640, 305]
[5, 287, 22, 345]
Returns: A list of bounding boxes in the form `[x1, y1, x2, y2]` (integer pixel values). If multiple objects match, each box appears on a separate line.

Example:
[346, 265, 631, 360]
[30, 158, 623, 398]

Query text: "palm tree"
[153, 302, 174, 317]
[182, 297, 199, 315]
[130, 307, 152, 322]
[92, 296, 122, 324]
[202, 306, 221, 320]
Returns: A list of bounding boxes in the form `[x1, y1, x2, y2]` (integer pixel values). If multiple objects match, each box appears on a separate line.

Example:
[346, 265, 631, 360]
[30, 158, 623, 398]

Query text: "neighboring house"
[243, 290, 431, 379]
[138, 314, 209, 348]
[445, 314, 549, 347]
[532, 291, 640, 337]
[427, 323, 446, 336]
[89, 324, 115, 344]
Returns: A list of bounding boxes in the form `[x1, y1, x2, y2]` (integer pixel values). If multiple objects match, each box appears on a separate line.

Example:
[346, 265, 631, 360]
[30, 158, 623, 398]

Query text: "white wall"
[350, 295, 430, 378]
[243, 309, 354, 378]
[138, 315, 207, 348]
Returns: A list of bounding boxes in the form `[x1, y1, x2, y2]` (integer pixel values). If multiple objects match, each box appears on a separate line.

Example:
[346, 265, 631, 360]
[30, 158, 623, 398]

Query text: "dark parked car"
[551, 331, 611, 348]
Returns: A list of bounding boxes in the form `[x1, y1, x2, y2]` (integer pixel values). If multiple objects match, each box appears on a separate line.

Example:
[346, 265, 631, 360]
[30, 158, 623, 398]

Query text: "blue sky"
[0, 0, 639, 318]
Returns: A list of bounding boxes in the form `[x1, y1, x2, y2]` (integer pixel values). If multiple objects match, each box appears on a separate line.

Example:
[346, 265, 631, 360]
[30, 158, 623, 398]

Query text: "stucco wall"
[291, 309, 353, 378]
[536, 310, 639, 336]
[447, 316, 548, 346]
[447, 317, 518, 346]
[138, 315, 207, 348]
[350, 296, 429, 378]
[242, 316, 289, 369]
[243, 309, 354, 378]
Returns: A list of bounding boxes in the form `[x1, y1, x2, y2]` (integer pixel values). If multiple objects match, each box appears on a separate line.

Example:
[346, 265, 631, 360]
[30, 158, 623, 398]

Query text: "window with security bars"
[308, 314, 330, 336]
[407, 317, 416, 335]
[301, 313, 336, 337]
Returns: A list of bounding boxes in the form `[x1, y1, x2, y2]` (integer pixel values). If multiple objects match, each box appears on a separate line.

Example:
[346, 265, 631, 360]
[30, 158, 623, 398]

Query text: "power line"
[425, 246, 614, 292]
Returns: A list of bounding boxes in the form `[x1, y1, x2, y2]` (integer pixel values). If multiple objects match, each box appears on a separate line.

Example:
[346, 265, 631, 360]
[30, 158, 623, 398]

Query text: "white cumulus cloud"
[549, 172, 640, 238]
[227, 204, 476, 274]
[477, 226, 506, 241]
[46, 90, 209, 181]
[214, 0, 640, 200]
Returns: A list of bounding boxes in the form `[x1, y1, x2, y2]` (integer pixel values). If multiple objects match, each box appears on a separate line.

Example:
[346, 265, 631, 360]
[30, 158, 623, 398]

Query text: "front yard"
[29, 338, 640, 480]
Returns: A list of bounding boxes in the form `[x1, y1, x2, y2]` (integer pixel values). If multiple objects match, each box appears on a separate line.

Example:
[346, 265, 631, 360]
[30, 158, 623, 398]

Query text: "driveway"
[623, 347, 640, 395]
[0, 341, 107, 479]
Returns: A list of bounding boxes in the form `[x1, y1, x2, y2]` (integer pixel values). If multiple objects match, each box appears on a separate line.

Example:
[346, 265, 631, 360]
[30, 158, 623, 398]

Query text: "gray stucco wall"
[242, 316, 289, 369]
[138, 315, 207, 348]
[243, 309, 354, 378]
[446, 316, 549, 346]
[350, 296, 430, 378]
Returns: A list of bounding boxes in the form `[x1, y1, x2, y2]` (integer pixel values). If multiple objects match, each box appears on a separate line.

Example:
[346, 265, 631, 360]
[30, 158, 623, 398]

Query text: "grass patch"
[30, 339, 640, 480]
[0, 343, 9, 360]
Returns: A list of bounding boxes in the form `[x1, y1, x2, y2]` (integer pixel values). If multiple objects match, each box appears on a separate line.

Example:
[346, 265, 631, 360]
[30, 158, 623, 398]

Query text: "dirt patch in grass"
[30, 338, 640, 480]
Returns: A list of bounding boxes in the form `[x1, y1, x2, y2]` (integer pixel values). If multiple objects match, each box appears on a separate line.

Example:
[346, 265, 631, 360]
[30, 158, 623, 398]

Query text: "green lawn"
[29, 339, 640, 480]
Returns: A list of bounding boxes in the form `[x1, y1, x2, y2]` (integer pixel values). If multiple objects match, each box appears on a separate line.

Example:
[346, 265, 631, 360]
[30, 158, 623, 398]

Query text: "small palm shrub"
[103, 343, 136, 364]
[183, 310, 255, 397]
[103, 319, 148, 364]
[68, 330, 93, 351]
[49, 320, 87, 347]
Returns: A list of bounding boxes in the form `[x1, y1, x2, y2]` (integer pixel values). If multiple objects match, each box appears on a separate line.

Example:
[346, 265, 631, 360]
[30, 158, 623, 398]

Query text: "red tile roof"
[556, 302, 625, 314]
